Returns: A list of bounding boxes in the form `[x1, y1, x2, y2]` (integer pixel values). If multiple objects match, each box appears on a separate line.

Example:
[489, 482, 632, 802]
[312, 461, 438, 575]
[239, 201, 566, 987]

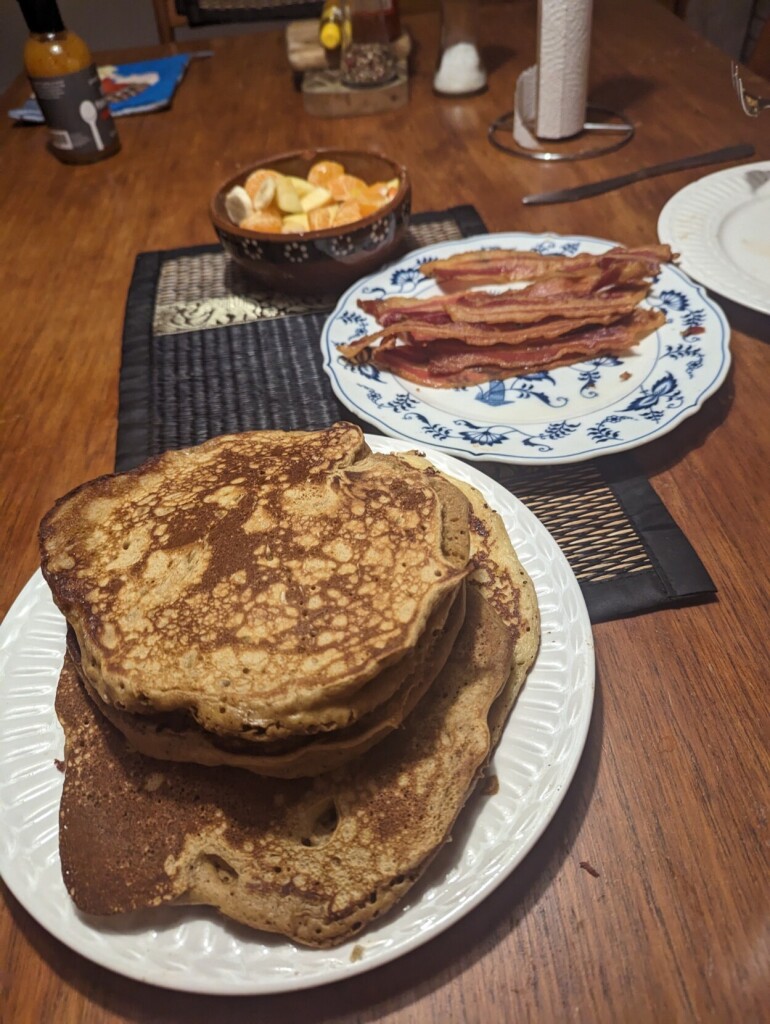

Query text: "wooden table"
[1, 2, 768, 1021]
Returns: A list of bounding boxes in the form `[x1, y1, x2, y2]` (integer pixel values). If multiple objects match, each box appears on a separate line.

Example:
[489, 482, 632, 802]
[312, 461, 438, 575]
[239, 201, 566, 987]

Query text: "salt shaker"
[433, 0, 487, 96]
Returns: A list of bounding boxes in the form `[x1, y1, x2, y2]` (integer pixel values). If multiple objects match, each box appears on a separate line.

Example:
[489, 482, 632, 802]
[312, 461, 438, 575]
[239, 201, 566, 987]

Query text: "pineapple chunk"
[300, 186, 333, 213]
[282, 212, 310, 232]
[286, 175, 316, 197]
[275, 176, 303, 214]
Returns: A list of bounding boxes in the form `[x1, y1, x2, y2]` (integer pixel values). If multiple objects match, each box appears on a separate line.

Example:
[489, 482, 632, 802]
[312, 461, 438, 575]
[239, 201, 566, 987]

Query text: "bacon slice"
[358, 286, 646, 331]
[420, 245, 674, 287]
[340, 306, 644, 357]
[447, 285, 648, 325]
[359, 294, 454, 327]
[338, 243, 673, 387]
[371, 309, 666, 388]
[341, 281, 648, 359]
[359, 263, 653, 327]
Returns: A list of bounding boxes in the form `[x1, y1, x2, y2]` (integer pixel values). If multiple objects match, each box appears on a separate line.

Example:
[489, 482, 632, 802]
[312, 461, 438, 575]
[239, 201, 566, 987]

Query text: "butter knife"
[521, 143, 755, 205]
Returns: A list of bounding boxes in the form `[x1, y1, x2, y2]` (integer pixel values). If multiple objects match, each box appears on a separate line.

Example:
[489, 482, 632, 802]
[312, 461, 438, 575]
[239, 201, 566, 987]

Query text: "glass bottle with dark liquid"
[340, 0, 401, 88]
[18, 0, 120, 164]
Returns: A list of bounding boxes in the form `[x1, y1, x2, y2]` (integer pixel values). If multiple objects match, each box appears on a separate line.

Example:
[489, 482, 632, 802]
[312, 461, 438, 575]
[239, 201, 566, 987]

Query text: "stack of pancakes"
[40, 423, 540, 948]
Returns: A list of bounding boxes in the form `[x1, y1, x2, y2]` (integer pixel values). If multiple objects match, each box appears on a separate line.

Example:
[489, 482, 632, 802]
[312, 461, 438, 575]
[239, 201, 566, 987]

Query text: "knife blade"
[521, 143, 755, 205]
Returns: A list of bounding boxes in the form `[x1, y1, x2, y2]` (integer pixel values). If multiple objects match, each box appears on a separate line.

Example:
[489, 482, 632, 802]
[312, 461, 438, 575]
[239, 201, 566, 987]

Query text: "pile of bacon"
[338, 244, 673, 388]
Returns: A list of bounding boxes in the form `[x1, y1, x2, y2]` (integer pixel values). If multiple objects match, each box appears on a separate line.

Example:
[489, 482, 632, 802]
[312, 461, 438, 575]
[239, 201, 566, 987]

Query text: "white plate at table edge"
[657, 161, 770, 316]
[0, 439, 594, 996]
[321, 232, 731, 465]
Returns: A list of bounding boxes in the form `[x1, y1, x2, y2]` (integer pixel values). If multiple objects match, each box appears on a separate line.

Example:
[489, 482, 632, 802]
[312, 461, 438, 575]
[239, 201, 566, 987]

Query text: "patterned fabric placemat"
[117, 205, 715, 623]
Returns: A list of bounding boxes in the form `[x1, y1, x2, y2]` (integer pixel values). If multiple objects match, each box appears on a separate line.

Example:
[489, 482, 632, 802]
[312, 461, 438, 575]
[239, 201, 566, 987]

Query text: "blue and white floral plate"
[321, 232, 731, 464]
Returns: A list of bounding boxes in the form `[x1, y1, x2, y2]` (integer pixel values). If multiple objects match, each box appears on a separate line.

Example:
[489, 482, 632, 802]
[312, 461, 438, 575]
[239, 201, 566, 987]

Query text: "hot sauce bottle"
[18, 0, 120, 164]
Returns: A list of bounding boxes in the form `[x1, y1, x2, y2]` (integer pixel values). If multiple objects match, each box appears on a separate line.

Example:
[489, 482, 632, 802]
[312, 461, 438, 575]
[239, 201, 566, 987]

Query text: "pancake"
[40, 424, 469, 738]
[392, 451, 540, 740]
[64, 576, 459, 744]
[64, 457, 472, 750]
[71, 583, 467, 778]
[55, 586, 514, 948]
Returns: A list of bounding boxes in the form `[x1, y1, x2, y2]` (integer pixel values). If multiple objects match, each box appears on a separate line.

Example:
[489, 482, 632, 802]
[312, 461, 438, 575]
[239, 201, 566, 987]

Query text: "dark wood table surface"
[1, 1, 768, 1021]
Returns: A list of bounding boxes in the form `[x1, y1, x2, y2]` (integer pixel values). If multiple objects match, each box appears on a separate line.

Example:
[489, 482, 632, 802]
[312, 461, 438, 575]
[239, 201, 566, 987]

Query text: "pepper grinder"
[340, 0, 398, 88]
[433, 0, 487, 96]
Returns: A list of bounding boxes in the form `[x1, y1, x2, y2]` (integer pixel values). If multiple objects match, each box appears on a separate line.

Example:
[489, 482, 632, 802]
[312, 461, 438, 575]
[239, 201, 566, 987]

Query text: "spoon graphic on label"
[79, 100, 104, 150]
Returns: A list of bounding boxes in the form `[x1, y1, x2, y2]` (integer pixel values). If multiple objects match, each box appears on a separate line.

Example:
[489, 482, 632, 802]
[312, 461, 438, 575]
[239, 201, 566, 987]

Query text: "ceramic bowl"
[210, 148, 411, 294]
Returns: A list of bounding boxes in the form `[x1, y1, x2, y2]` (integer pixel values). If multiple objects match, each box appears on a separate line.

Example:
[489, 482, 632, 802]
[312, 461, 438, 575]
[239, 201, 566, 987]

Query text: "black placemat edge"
[116, 250, 163, 474]
[590, 456, 717, 618]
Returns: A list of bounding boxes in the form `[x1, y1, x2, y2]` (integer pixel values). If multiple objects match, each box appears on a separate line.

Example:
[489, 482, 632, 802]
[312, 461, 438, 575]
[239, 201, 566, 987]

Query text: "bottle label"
[29, 65, 118, 155]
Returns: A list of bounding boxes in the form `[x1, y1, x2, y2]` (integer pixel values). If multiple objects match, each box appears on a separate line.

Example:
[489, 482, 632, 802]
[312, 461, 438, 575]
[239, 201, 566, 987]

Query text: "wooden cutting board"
[301, 61, 409, 118]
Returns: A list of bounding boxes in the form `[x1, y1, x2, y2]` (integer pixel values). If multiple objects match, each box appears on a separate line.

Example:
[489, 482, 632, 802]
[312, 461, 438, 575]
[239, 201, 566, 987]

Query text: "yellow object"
[319, 21, 341, 49]
[301, 186, 333, 212]
[230, 160, 400, 235]
[318, 0, 343, 50]
[282, 212, 311, 232]
[286, 175, 316, 197]
[275, 177, 303, 213]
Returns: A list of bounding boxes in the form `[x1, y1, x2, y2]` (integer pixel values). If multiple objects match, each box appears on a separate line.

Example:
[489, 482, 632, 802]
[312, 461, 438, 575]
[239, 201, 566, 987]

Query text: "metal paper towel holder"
[488, 106, 635, 162]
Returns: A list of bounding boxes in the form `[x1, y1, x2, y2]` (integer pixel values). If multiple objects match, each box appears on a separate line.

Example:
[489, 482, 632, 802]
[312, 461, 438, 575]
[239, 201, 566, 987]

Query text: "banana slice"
[252, 176, 277, 211]
[224, 186, 254, 225]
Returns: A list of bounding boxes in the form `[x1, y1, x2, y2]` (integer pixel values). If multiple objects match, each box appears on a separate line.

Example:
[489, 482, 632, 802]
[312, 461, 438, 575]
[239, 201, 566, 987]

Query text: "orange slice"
[367, 179, 399, 202]
[239, 209, 283, 233]
[329, 174, 368, 202]
[333, 200, 364, 227]
[308, 205, 338, 230]
[243, 168, 280, 203]
[355, 184, 391, 215]
[307, 160, 346, 188]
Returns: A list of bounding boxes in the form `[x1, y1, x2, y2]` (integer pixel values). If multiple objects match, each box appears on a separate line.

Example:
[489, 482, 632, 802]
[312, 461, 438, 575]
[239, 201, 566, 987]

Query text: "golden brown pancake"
[40, 424, 468, 738]
[56, 587, 513, 948]
[392, 451, 540, 741]
[71, 584, 467, 778]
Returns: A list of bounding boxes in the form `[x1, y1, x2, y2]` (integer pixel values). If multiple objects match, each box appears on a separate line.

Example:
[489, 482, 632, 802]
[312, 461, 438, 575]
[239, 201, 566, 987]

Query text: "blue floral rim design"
[320, 232, 731, 465]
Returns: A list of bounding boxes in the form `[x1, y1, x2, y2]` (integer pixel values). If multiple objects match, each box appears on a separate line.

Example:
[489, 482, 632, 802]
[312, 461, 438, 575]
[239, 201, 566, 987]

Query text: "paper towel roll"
[514, 0, 594, 147]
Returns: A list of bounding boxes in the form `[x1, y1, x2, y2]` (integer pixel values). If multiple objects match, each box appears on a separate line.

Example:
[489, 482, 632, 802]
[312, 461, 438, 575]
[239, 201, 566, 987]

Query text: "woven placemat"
[117, 205, 715, 623]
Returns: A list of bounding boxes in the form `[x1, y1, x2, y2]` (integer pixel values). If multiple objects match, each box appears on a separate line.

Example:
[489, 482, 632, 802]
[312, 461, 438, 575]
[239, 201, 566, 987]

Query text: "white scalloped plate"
[0, 439, 594, 995]
[658, 161, 770, 315]
[321, 232, 730, 464]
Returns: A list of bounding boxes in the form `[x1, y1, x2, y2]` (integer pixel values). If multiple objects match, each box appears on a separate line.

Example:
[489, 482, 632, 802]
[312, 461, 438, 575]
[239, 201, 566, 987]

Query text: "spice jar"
[340, 0, 399, 89]
[433, 0, 487, 96]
